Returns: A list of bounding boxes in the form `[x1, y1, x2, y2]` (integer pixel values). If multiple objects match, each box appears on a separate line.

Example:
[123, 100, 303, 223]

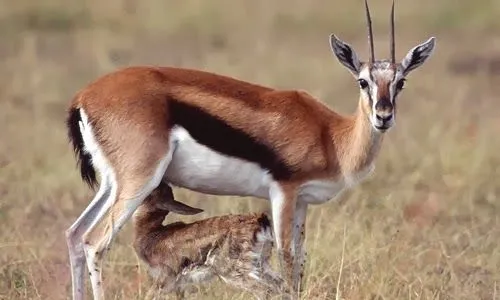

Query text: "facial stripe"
[359, 64, 398, 114]
[368, 65, 374, 82]
[370, 83, 377, 111]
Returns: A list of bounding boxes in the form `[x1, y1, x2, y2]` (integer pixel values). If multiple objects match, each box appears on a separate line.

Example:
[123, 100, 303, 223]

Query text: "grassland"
[1, 0, 500, 299]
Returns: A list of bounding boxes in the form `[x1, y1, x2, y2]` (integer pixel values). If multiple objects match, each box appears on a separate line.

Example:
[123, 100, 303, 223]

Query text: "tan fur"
[68, 66, 385, 299]
[132, 188, 285, 300]
[338, 101, 383, 175]
[72, 66, 380, 182]
[375, 80, 391, 104]
[65, 2, 437, 297]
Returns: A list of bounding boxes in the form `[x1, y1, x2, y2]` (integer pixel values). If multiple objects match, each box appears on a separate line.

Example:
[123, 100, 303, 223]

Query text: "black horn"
[390, 0, 396, 64]
[364, 0, 375, 63]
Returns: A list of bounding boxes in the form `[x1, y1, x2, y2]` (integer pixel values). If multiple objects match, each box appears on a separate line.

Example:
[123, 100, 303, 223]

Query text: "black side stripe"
[168, 98, 293, 181]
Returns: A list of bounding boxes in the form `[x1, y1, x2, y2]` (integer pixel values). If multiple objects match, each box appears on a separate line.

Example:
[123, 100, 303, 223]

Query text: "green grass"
[1, 0, 499, 299]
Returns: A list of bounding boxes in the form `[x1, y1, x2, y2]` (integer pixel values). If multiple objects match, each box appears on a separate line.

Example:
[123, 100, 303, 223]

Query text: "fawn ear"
[156, 199, 204, 215]
[401, 37, 436, 76]
[330, 34, 362, 77]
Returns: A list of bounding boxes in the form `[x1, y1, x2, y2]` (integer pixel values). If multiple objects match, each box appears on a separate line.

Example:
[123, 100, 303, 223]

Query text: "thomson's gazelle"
[65, 0, 436, 299]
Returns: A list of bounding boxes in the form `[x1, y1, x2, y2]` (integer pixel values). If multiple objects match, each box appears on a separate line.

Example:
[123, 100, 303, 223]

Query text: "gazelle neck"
[332, 99, 384, 176]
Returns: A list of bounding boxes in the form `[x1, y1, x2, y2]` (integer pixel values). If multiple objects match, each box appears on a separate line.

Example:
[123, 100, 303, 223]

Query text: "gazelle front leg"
[269, 182, 298, 299]
[292, 201, 308, 295]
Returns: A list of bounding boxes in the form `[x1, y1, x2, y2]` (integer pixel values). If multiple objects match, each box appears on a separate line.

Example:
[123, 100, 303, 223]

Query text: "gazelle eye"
[358, 79, 369, 89]
[396, 79, 406, 90]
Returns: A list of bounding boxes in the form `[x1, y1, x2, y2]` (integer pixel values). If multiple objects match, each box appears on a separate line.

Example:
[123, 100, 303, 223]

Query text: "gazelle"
[64, 0, 436, 299]
[133, 184, 285, 300]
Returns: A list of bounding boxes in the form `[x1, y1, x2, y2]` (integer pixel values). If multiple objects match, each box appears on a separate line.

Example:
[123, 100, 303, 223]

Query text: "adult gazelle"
[65, 0, 435, 298]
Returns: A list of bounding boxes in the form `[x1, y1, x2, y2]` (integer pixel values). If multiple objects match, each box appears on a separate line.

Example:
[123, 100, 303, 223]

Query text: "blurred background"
[1, 0, 499, 299]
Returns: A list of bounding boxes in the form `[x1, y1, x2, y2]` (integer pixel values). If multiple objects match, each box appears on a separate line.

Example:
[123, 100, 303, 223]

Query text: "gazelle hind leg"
[66, 107, 123, 300]
[82, 152, 173, 300]
[65, 174, 111, 300]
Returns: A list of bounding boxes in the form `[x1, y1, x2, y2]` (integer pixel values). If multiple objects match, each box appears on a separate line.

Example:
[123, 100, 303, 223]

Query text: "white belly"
[164, 126, 374, 204]
[165, 126, 272, 198]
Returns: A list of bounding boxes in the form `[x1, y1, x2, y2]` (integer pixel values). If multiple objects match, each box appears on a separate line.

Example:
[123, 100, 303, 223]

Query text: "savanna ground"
[1, 0, 500, 299]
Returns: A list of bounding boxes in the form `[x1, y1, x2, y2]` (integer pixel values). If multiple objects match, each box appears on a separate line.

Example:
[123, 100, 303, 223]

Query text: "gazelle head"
[330, 0, 435, 133]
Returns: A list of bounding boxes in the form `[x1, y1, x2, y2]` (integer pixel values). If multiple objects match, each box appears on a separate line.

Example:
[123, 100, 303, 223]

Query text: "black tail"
[66, 107, 98, 190]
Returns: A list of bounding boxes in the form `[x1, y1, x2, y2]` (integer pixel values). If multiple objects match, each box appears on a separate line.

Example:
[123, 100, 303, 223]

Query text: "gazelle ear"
[401, 37, 436, 76]
[330, 34, 362, 77]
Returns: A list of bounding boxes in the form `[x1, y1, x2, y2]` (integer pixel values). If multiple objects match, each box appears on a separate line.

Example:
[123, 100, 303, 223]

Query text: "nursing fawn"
[133, 184, 285, 299]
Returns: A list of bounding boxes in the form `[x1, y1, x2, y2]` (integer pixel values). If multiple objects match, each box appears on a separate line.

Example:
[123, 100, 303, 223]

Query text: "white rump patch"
[78, 108, 119, 236]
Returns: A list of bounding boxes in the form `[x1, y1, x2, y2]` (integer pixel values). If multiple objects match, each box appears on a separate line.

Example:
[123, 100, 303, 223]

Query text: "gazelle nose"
[376, 113, 392, 122]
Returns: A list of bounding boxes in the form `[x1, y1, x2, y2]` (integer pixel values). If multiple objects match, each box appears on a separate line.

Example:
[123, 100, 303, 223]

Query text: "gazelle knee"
[65, 228, 77, 246]
[66, 227, 85, 255]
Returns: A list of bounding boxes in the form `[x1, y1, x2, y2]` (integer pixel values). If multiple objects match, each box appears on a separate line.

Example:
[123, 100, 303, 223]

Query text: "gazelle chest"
[297, 179, 346, 204]
[298, 165, 375, 205]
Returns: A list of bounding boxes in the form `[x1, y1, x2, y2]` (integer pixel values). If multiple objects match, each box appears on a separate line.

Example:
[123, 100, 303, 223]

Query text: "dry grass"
[1, 0, 500, 299]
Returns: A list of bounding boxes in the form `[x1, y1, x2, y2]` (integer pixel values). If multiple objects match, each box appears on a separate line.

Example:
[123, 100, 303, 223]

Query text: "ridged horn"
[390, 0, 396, 64]
[364, 0, 375, 63]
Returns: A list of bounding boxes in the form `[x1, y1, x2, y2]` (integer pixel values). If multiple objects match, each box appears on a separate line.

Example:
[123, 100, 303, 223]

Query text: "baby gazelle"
[133, 185, 286, 300]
